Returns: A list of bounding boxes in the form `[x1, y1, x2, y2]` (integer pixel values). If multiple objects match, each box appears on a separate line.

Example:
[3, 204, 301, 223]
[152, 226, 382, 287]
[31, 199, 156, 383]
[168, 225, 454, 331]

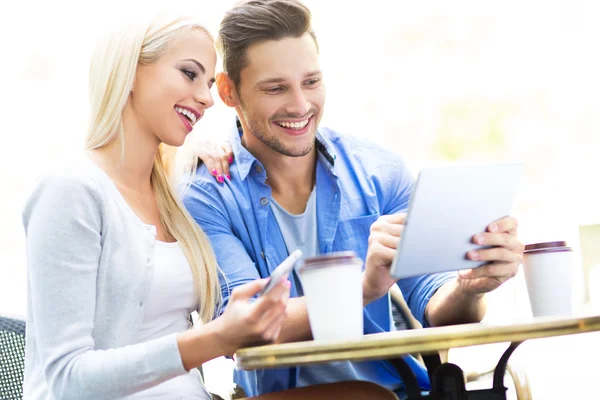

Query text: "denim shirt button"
[260, 197, 269, 206]
[260, 251, 265, 259]
[255, 165, 263, 173]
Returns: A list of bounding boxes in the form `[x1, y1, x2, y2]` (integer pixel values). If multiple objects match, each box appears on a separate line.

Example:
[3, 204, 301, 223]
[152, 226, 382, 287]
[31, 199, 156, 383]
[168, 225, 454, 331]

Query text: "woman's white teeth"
[277, 119, 309, 130]
[175, 106, 197, 124]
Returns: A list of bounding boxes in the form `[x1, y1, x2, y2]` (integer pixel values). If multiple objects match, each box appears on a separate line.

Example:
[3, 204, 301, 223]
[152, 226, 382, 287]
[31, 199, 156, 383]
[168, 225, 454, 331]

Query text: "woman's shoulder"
[23, 158, 109, 221]
[35, 158, 106, 198]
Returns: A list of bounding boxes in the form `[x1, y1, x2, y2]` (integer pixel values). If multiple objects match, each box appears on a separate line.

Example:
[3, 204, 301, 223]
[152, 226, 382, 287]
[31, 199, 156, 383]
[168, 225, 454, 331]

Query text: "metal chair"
[389, 286, 532, 400]
[0, 315, 26, 400]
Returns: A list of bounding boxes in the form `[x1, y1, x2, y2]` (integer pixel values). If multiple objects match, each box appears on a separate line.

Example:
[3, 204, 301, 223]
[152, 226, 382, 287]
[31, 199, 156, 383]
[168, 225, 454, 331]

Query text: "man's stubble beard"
[240, 103, 319, 158]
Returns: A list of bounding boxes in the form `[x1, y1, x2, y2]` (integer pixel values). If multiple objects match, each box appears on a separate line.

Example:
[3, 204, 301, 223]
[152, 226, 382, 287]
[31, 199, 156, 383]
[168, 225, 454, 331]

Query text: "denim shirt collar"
[228, 117, 337, 181]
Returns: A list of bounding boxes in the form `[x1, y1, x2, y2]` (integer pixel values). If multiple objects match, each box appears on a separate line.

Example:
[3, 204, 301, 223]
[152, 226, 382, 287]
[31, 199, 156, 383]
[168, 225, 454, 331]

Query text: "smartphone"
[259, 249, 303, 296]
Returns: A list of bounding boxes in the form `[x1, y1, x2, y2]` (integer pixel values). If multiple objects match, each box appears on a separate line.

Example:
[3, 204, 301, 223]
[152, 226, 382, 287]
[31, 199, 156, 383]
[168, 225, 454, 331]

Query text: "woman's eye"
[182, 69, 197, 81]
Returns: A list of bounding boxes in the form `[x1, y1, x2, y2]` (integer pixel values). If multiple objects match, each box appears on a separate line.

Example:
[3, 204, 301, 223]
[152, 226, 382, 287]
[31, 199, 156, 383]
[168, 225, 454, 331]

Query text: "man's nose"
[286, 86, 311, 117]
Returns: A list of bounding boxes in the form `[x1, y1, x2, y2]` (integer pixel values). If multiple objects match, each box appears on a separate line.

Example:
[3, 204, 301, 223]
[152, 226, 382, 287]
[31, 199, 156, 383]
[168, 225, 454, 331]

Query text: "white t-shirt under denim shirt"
[22, 157, 210, 400]
[270, 187, 378, 388]
[269, 187, 319, 296]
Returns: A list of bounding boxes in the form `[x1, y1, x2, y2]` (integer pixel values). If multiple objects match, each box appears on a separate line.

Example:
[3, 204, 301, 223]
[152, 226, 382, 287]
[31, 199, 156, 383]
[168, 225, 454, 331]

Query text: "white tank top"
[124, 240, 210, 399]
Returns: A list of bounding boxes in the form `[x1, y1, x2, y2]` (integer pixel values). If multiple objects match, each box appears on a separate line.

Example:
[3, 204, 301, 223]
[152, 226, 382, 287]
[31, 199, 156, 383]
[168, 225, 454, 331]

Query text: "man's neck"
[241, 129, 317, 214]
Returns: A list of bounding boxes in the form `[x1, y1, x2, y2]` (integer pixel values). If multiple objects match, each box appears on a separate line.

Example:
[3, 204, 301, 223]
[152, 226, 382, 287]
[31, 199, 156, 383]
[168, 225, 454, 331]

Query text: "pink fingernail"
[211, 168, 217, 176]
[469, 250, 479, 260]
[217, 175, 224, 183]
[226, 174, 231, 180]
[228, 156, 234, 164]
[285, 280, 291, 288]
[489, 224, 498, 233]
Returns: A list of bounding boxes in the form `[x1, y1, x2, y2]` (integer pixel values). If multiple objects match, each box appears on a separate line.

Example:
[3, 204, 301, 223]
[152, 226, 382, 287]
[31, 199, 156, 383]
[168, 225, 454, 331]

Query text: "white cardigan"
[22, 158, 190, 400]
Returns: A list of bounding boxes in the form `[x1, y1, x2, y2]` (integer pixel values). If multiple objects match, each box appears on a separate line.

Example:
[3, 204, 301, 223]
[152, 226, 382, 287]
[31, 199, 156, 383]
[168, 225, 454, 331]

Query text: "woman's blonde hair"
[85, 11, 221, 323]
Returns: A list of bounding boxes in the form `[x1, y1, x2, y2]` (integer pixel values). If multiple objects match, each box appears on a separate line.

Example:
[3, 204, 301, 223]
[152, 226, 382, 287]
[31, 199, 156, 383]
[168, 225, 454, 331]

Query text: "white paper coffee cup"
[523, 241, 573, 317]
[298, 252, 363, 341]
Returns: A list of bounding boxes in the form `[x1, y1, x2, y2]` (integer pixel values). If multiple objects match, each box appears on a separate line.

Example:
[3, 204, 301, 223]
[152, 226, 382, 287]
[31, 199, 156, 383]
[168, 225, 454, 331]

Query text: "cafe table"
[234, 314, 600, 399]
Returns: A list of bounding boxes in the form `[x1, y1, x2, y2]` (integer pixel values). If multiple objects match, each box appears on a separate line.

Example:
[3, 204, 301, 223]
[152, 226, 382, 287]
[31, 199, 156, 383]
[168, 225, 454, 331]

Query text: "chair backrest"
[389, 285, 422, 330]
[0, 315, 26, 400]
[579, 224, 600, 304]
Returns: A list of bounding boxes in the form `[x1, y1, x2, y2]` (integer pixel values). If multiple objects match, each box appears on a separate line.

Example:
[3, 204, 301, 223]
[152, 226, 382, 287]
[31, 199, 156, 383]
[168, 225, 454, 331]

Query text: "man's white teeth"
[175, 106, 197, 124]
[276, 119, 309, 130]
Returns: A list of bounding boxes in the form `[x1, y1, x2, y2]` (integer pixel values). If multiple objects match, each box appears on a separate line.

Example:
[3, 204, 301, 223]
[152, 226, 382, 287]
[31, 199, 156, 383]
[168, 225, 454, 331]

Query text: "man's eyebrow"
[255, 70, 322, 87]
[256, 77, 285, 86]
[182, 58, 206, 74]
[305, 70, 322, 78]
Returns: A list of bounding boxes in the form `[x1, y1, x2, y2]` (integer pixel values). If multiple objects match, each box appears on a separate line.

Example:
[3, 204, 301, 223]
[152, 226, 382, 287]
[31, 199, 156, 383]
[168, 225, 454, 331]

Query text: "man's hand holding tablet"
[458, 216, 524, 294]
[361, 163, 525, 326]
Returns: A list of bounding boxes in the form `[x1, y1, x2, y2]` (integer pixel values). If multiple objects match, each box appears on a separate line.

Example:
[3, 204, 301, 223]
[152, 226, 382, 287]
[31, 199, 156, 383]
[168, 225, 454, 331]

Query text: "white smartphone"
[259, 249, 303, 296]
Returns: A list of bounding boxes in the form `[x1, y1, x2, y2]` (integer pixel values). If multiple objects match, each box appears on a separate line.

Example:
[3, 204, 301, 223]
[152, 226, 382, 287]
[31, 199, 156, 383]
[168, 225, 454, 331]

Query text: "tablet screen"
[390, 163, 523, 279]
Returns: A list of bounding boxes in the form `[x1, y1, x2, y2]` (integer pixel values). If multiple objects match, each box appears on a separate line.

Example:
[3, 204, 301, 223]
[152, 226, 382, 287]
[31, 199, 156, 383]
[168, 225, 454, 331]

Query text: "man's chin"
[264, 137, 315, 157]
[276, 132, 317, 157]
[283, 145, 314, 158]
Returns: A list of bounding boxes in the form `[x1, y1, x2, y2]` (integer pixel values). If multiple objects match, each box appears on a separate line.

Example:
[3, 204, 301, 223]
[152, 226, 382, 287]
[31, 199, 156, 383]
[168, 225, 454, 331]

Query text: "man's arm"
[364, 213, 523, 327]
[365, 157, 523, 327]
[368, 162, 456, 324]
[424, 280, 486, 326]
[425, 216, 523, 326]
[275, 297, 311, 343]
[182, 180, 313, 343]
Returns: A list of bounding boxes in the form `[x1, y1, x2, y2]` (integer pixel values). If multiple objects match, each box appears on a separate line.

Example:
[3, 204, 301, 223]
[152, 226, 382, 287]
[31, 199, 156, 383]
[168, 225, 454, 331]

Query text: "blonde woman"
[21, 11, 291, 400]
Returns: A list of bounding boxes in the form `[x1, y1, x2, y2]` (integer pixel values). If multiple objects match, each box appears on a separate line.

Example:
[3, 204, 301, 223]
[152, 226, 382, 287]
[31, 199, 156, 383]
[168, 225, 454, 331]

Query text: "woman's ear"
[216, 72, 239, 107]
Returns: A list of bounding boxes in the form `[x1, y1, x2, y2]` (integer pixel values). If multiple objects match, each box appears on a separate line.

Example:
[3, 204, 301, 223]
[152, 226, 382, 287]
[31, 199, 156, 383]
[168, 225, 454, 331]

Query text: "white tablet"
[390, 163, 523, 279]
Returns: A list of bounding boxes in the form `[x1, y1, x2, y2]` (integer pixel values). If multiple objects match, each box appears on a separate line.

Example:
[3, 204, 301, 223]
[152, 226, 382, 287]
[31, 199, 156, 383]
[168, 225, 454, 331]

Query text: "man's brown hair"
[216, 0, 318, 90]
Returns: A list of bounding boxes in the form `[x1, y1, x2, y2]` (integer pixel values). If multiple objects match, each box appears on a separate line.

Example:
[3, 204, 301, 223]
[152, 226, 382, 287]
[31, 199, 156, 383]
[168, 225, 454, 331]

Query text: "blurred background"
[1, 0, 598, 398]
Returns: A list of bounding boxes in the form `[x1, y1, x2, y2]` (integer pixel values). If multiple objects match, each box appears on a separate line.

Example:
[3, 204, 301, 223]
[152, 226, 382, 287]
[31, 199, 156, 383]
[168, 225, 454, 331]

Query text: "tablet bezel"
[390, 162, 523, 280]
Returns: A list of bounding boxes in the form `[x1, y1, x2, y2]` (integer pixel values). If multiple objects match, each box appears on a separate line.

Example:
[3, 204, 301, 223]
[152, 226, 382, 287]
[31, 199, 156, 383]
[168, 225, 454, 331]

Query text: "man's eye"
[265, 87, 282, 94]
[182, 69, 197, 81]
[305, 79, 319, 86]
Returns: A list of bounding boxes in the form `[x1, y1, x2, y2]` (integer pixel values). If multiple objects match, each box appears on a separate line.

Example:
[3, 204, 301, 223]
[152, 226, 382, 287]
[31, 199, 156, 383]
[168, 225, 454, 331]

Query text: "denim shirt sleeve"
[182, 180, 260, 312]
[182, 178, 298, 396]
[374, 159, 456, 327]
[396, 272, 457, 327]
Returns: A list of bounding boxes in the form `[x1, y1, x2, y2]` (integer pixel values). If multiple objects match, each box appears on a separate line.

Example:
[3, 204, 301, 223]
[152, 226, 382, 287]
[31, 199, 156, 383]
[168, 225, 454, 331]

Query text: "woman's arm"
[24, 174, 188, 400]
[24, 174, 289, 400]
[178, 278, 290, 369]
[189, 138, 234, 183]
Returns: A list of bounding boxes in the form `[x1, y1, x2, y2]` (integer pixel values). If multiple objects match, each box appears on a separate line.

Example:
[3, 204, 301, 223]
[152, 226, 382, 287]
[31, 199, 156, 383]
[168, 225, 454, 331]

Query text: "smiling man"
[182, 0, 524, 398]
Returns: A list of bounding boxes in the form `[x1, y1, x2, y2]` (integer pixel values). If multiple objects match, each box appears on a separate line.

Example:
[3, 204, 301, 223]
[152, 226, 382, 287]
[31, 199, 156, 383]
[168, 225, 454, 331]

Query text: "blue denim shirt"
[182, 121, 455, 396]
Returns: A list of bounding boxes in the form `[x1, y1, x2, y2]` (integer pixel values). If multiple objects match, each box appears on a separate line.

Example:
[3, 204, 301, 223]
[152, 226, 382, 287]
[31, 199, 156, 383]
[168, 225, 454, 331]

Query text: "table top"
[234, 314, 600, 370]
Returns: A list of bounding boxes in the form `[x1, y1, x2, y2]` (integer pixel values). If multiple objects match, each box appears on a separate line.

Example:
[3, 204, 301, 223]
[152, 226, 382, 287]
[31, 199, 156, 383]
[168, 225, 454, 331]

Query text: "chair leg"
[505, 364, 532, 400]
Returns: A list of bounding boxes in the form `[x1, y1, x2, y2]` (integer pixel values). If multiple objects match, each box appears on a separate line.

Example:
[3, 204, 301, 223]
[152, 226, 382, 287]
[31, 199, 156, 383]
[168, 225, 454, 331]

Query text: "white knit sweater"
[22, 158, 191, 400]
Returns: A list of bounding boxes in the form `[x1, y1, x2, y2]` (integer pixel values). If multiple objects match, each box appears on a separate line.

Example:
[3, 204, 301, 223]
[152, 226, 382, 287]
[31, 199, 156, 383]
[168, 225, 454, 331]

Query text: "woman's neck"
[89, 106, 160, 192]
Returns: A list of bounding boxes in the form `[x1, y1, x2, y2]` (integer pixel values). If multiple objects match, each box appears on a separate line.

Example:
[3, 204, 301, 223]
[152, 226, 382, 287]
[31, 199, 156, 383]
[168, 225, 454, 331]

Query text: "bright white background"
[1, 1, 599, 398]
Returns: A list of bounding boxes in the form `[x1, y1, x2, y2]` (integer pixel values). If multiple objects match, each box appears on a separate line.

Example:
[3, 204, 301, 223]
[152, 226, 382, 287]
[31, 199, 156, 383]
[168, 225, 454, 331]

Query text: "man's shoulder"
[182, 163, 247, 209]
[319, 127, 408, 169]
[187, 164, 221, 192]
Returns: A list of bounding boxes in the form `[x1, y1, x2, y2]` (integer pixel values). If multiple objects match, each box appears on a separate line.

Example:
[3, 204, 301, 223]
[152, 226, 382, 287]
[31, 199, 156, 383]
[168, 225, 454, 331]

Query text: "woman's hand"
[215, 278, 290, 356]
[194, 140, 234, 183]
